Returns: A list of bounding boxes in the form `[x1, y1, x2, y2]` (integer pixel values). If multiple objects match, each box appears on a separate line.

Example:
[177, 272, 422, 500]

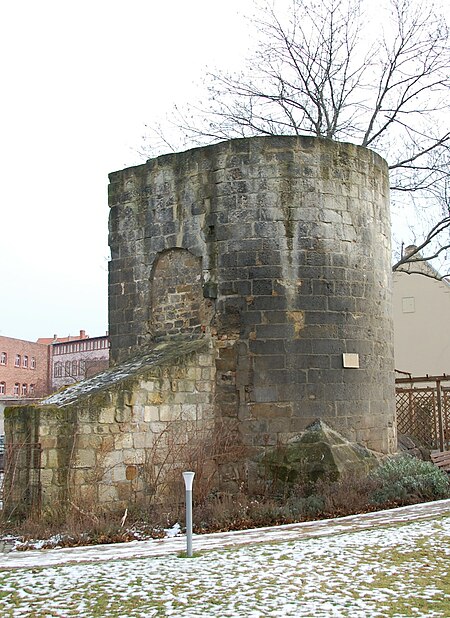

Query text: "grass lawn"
[1, 515, 450, 617]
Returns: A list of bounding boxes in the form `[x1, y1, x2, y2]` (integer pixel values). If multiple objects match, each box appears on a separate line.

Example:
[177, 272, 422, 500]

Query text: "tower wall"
[108, 136, 395, 453]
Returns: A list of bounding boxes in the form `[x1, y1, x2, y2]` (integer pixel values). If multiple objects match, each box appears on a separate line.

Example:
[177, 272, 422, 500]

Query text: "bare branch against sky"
[143, 0, 450, 278]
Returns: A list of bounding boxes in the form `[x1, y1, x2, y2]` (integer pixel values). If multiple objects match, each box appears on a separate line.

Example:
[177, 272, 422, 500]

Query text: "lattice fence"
[396, 376, 450, 450]
[396, 388, 437, 448]
[443, 388, 450, 445]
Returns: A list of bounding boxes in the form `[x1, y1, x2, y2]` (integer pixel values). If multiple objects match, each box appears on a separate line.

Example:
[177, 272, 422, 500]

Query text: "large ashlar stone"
[260, 419, 380, 486]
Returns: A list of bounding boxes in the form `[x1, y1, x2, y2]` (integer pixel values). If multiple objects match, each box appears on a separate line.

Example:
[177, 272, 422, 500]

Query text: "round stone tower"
[108, 136, 396, 454]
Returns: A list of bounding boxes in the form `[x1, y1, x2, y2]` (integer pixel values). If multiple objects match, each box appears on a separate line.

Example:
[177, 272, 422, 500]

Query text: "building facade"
[51, 332, 109, 391]
[0, 335, 49, 400]
[393, 261, 450, 376]
[0, 331, 110, 404]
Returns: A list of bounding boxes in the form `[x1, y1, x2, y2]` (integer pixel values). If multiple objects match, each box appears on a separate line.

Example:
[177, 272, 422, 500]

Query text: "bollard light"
[182, 471, 195, 557]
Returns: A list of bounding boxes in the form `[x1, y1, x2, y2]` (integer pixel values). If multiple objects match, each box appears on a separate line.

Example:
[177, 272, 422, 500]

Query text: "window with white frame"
[21, 383, 27, 395]
[15, 354, 21, 367]
[0, 352, 6, 365]
[14, 383, 20, 395]
[29, 384, 35, 395]
[31, 357, 36, 369]
[0, 382, 5, 394]
[23, 355, 28, 368]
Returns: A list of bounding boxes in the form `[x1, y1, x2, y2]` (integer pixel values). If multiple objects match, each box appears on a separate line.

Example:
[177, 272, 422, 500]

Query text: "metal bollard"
[182, 471, 195, 557]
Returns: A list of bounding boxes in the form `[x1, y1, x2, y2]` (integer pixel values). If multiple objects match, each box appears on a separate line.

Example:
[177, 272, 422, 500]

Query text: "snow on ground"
[1, 506, 450, 617]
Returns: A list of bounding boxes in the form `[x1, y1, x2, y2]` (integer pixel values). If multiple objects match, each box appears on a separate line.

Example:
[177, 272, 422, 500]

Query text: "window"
[0, 352, 6, 365]
[13, 383, 19, 396]
[23, 355, 28, 368]
[54, 362, 63, 378]
[15, 354, 21, 367]
[0, 382, 5, 394]
[29, 384, 35, 395]
[72, 360, 78, 376]
[79, 360, 86, 376]
[31, 357, 36, 369]
[402, 297, 415, 313]
[65, 361, 71, 376]
[21, 383, 27, 396]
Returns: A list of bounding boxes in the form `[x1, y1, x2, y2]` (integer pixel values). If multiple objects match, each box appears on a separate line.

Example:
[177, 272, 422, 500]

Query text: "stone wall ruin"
[5, 135, 396, 513]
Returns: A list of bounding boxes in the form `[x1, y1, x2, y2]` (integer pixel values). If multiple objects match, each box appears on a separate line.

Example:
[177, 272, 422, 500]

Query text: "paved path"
[2, 498, 450, 570]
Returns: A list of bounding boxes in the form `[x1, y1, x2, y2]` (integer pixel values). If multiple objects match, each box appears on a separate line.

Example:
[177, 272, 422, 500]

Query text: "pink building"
[0, 335, 49, 400]
[0, 330, 110, 399]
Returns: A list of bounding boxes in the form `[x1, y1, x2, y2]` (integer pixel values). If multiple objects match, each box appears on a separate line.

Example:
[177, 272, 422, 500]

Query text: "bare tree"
[392, 186, 450, 278]
[144, 0, 450, 277]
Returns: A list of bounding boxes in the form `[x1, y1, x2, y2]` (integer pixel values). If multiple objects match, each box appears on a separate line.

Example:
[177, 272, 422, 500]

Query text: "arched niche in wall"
[150, 248, 213, 340]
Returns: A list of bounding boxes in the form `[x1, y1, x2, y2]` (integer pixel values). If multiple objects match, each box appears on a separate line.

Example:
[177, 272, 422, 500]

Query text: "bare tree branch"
[142, 0, 450, 279]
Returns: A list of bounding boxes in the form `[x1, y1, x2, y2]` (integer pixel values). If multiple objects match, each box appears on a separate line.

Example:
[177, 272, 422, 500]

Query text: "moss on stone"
[261, 419, 379, 486]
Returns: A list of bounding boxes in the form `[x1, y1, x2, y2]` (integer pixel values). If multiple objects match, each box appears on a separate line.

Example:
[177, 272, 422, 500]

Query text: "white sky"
[0, 0, 251, 341]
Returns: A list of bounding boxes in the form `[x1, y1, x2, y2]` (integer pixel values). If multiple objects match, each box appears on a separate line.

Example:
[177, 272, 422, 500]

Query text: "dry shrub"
[313, 471, 381, 517]
[139, 418, 248, 510]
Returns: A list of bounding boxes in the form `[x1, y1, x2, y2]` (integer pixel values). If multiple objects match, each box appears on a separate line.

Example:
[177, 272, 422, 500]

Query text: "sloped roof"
[42, 337, 209, 408]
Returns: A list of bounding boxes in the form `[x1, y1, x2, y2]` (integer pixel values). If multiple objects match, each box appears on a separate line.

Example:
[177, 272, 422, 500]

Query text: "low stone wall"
[4, 338, 218, 513]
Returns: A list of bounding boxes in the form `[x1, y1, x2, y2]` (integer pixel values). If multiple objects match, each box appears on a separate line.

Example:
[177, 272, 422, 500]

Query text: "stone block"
[144, 405, 160, 422]
[115, 407, 132, 423]
[40, 436, 57, 450]
[74, 449, 96, 469]
[46, 449, 59, 469]
[132, 404, 146, 422]
[250, 403, 292, 419]
[140, 379, 156, 392]
[179, 404, 197, 421]
[99, 407, 116, 424]
[112, 465, 127, 482]
[133, 432, 151, 449]
[115, 433, 133, 450]
[98, 484, 118, 504]
[159, 403, 182, 421]
[103, 449, 124, 469]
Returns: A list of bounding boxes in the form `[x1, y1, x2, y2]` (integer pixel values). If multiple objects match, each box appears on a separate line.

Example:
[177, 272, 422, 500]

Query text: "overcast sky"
[1, 1, 448, 342]
[0, 0, 252, 341]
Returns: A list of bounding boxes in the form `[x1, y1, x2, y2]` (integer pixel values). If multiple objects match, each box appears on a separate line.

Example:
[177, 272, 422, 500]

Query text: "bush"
[369, 455, 450, 505]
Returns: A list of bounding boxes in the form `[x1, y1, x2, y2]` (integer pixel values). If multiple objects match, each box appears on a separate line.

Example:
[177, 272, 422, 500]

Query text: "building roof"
[36, 330, 90, 345]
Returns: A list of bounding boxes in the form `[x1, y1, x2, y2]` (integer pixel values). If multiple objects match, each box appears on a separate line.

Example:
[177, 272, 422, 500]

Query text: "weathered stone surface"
[5, 136, 397, 515]
[109, 136, 395, 453]
[4, 338, 217, 513]
[260, 419, 379, 485]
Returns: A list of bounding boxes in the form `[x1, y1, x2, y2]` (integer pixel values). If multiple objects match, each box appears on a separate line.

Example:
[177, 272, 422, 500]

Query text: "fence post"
[437, 378, 444, 452]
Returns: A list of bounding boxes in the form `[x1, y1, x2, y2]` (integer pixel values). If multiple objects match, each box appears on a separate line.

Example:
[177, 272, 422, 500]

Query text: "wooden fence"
[396, 375, 450, 451]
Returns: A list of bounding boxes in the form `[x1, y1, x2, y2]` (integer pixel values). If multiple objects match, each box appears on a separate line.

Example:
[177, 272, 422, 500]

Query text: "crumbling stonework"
[5, 339, 217, 511]
[108, 136, 395, 452]
[5, 136, 397, 513]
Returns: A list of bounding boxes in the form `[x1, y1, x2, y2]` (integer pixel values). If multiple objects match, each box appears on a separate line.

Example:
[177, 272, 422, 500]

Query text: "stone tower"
[108, 136, 396, 454]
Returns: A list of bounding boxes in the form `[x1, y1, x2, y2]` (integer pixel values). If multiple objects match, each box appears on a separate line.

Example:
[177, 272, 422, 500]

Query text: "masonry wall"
[4, 340, 218, 512]
[108, 136, 396, 454]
